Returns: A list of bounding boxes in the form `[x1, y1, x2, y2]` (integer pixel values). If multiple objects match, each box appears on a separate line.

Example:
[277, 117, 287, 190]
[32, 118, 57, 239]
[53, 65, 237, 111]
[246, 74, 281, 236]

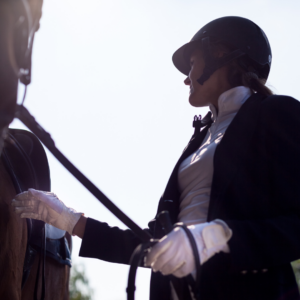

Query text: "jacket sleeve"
[79, 218, 148, 265]
[226, 95, 300, 273]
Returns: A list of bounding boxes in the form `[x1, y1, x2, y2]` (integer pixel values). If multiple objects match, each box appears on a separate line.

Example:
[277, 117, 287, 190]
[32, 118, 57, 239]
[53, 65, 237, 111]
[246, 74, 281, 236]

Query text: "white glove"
[145, 220, 232, 278]
[11, 188, 82, 235]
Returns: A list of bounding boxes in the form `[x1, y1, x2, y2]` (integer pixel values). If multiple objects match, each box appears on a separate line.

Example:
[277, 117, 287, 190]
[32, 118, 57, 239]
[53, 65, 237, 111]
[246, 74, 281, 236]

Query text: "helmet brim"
[172, 41, 201, 76]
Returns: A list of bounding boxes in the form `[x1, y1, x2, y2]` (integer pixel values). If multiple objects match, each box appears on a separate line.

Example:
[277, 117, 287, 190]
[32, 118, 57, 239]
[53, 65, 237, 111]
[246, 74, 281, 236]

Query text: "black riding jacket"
[80, 93, 300, 300]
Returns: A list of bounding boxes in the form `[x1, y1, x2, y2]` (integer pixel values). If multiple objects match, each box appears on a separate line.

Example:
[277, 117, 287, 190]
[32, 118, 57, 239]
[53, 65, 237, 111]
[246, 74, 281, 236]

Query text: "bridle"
[12, 0, 41, 87]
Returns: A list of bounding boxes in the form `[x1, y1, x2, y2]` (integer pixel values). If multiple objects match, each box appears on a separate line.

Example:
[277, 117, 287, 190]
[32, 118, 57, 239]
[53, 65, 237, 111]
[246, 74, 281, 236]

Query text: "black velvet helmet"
[172, 16, 272, 85]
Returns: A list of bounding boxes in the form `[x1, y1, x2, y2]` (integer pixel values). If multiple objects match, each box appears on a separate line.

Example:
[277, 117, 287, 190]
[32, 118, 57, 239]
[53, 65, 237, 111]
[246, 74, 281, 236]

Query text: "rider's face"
[184, 49, 207, 107]
[183, 48, 232, 111]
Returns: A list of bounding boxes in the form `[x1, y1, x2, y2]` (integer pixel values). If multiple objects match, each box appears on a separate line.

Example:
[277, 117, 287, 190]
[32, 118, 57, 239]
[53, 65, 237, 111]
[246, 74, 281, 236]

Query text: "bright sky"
[11, 0, 300, 299]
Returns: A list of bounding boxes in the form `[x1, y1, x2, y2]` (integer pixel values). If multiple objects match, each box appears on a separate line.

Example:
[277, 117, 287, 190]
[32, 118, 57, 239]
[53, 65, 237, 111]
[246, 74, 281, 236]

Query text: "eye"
[189, 60, 194, 67]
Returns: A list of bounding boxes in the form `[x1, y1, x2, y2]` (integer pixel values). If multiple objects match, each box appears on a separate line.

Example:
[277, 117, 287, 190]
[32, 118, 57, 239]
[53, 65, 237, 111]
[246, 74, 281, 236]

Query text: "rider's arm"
[73, 215, 87, 238]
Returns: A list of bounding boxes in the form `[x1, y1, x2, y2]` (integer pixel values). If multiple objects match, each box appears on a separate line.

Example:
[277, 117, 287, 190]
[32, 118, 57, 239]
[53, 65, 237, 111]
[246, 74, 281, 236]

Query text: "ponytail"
[242, 71, 273, 97]
[227, 61, 273, 97]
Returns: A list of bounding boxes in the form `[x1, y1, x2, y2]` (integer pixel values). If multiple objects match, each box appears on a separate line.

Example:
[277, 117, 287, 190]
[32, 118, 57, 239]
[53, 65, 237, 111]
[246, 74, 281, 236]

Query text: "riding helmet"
[172, 16, 272, 85]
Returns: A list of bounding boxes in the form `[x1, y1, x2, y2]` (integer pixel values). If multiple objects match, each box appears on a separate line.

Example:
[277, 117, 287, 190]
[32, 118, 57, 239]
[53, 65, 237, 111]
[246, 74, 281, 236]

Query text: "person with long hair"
[12, 16, 300, 300]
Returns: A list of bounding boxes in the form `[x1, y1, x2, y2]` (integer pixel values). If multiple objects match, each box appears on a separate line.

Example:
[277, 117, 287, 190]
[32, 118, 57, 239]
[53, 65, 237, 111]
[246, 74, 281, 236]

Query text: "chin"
[188, 91, 208, 108]
[189, 94, 201, 107]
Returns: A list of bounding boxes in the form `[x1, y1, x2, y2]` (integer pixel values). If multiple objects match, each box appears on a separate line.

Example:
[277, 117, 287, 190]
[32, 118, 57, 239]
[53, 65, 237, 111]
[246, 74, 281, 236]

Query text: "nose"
[184, 76, 191, 85]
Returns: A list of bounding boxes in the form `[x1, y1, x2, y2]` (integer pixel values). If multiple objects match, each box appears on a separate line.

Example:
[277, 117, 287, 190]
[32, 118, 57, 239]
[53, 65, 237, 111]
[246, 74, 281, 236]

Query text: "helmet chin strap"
[197, 37, 245, 85]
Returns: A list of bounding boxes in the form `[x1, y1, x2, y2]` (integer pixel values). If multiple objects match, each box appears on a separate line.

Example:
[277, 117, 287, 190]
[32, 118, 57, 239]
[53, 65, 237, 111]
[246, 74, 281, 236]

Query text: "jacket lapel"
[208, 93, 266, 220]
[163, 125, 211, 199]
[156, 124, 211, 225]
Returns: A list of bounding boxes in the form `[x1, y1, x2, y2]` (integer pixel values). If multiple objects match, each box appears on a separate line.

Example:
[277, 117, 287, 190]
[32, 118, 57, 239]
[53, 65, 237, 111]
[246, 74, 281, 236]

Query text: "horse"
[0, 1, 72, 299]
[0, 130, 72, 300]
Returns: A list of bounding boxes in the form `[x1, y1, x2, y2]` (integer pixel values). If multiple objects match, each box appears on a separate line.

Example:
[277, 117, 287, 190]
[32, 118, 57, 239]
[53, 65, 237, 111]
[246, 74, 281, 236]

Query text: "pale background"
[11, 0, 300, 299]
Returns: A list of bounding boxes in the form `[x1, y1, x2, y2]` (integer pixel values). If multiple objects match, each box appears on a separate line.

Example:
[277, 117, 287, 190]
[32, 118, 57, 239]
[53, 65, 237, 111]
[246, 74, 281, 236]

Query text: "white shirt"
[177, 86, 252, 225]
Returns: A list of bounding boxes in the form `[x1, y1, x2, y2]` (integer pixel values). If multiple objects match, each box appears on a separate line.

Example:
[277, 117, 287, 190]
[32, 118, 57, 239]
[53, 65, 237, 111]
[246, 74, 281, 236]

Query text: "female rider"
[12, 16, 300, 300]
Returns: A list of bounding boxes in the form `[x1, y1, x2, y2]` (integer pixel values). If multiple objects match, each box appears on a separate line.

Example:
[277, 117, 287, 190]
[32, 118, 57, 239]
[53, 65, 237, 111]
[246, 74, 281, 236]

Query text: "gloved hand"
[145, 220, 232, 278]
[11, 188, 82, 235]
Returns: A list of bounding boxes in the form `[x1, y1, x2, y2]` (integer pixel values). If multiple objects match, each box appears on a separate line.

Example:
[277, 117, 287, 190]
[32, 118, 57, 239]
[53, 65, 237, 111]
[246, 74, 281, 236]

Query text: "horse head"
[0, 0, 43, 155]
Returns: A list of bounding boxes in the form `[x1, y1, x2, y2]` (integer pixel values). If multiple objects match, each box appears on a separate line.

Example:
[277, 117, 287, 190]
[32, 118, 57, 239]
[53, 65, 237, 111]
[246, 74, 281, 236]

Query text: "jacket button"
[241, 270, 247, 274]
[262, 269, 268, 273]
[252, 270, 258, 274]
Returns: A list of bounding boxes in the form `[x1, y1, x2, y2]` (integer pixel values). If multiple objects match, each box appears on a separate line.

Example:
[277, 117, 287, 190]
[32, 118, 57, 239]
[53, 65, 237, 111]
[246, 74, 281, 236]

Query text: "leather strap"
[125, 215, 203, 300]
[127, 240, 157, 300]
[175, 223, 201, 300]
[34, 225, 46, 300]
